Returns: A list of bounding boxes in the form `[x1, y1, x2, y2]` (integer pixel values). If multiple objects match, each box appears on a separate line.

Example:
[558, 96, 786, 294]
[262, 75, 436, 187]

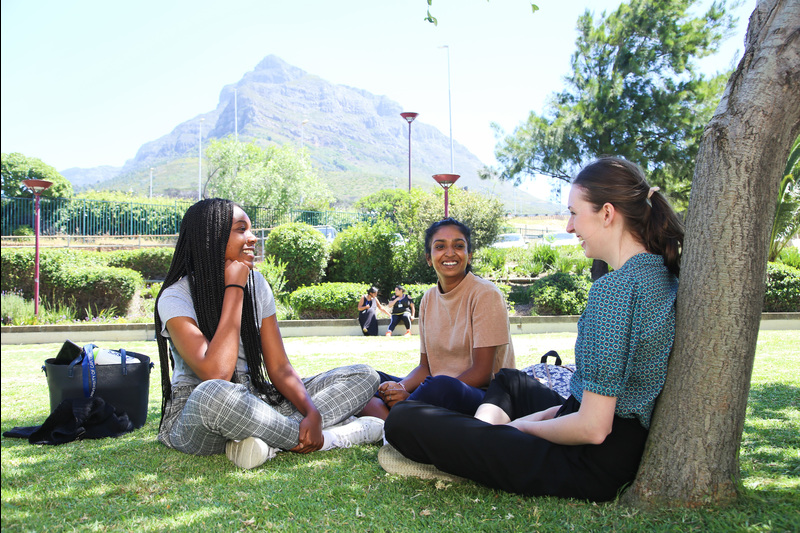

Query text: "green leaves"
[264, 222, 329, 291]
[424, 1, 539, 26]
[492, 0, 738, 212]
[769, 135, 800, 261]
[1, 152, 74, 198]
[204, 138, 333, 216]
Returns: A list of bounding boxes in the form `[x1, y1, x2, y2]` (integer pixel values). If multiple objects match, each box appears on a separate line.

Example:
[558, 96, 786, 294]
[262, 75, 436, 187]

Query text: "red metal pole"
[34, 193, 41, 315]
[444, 187, 449, 218]
[408, 122, 412, 192]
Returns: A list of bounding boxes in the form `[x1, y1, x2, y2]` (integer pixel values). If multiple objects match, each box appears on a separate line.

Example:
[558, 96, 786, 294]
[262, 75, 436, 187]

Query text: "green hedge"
[326, 219, 397, 296]
[764, 262, 800, 312]
[290, 282, 369, 319]
[1, 248, 143, 315]
[264, 223, 328, 291]
[529, 272, 591, 315]
[105, 248, 174, 280]
[45, 265, 142, 316]
[402, 283, 436, 309]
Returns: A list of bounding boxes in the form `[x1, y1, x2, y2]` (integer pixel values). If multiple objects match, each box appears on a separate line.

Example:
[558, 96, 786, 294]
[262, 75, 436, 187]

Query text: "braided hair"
[155, 198, 271, 430]
[573, 157, 684, 277]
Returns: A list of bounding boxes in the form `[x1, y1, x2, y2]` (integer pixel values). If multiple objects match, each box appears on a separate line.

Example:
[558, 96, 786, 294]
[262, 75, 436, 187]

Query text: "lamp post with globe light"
[400, 112, 418, 191]
[432, 174, 460, 218]
[22, 179, 52, 316]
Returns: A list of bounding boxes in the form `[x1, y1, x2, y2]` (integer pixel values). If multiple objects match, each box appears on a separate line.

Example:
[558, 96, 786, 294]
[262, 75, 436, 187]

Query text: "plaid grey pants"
[158, 364, 379, 455]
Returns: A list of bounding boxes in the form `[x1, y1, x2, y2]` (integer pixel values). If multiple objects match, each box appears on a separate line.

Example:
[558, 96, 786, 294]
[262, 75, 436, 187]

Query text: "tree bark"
[623, 0, 800, 507]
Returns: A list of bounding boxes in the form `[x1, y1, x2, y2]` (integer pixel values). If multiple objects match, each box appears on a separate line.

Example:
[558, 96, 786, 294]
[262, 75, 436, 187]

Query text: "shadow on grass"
[741, 382, 800, 481]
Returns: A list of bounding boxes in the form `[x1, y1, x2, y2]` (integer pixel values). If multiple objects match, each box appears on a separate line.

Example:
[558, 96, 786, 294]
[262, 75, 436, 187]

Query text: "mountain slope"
[70, 55, 559, 213]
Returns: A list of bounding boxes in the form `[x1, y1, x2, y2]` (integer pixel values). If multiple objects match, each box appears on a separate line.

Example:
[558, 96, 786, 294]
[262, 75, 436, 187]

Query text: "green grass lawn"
[2, 331, 798, 532]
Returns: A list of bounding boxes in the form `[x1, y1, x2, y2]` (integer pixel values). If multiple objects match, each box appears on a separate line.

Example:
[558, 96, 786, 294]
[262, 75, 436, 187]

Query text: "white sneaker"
[225, 436, 278, 469]
[327, 416, 384, 449]
[327, 415, 358, 429]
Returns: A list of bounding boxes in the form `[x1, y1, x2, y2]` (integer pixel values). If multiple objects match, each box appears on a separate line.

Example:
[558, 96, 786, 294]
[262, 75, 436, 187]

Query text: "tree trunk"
[624, 0, 800, 507]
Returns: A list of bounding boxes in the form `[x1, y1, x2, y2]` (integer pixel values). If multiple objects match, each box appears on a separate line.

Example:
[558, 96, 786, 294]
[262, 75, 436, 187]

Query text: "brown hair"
[573, 157, 684, 276]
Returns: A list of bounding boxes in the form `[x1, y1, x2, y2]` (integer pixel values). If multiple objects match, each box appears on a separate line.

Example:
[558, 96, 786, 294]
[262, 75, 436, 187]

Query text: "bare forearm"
[509, 394, 615, 445]
[204, 290, 246, 375]
[271, 365, 317, 417]
[400, 364, 430, 392]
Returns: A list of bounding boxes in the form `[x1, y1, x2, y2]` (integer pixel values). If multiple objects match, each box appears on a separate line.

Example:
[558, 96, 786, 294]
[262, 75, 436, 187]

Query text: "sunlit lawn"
[1, 331, 798, 531]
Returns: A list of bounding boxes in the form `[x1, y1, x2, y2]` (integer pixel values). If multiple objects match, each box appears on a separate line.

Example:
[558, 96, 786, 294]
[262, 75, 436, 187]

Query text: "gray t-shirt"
[157, 271, 276, 387]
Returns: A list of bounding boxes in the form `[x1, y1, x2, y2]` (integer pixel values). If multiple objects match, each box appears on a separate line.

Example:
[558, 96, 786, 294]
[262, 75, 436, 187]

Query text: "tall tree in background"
[624, 0, 799, 507]
[491, 0, 735, 209]
[1, 152, 74, 198]
[203, 138, 333, 214]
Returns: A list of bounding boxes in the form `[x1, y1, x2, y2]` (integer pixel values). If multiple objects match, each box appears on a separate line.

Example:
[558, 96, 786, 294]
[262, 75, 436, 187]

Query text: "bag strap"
[80, 343, 98, 398]
[120, 348, 128, 376]
[539, 350, 562, 366]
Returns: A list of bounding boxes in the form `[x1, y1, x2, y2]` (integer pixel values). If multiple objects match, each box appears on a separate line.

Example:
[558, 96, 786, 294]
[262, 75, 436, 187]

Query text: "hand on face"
[224, 206, 257, 286]
[224, 259, 252, 288]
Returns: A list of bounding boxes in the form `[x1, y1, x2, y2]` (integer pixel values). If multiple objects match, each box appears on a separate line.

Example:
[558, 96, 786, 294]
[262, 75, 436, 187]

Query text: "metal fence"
[1, 196, 375, 237]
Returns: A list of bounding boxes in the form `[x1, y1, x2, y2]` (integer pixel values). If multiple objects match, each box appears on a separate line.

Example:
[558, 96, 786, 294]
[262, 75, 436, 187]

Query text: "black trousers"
[388, 314, 411, 332]
[385, 368, 649, 502]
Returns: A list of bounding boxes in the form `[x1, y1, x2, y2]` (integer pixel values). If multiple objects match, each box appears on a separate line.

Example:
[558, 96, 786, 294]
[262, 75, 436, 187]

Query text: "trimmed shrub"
[45, 265, 142, 317]
[1, 249, 34, 295]
[403, 283, 436, 309]
[264, 223, 328, 291]
[764, 262, 800, 312]
[326, 219, 397, 295]
[529, 272, 591, 316]
[290, 282, 368, 319]
[1, 248, 143, 316]
[1, 249, 104, 297]
[106, 247, 174, 280]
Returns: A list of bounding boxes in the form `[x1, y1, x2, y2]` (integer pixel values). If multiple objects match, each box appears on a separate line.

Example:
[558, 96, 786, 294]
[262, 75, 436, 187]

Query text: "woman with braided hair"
[156, 198, 382, 469]
[382, 157, 685, 501]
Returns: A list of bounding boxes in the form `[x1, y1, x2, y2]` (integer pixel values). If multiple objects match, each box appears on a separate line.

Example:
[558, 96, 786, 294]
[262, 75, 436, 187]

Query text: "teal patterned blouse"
[569, 253, 678, 429]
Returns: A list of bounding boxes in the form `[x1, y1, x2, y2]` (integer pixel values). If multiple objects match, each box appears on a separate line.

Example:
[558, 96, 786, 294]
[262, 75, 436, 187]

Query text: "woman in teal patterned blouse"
[382, 156, 685, 501]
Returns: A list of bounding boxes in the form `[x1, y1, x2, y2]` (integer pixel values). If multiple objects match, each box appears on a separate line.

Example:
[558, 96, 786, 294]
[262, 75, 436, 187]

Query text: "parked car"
[491, 233, 526, 249]
[545, 232, 580, 247]
[314, 225, 338, 243]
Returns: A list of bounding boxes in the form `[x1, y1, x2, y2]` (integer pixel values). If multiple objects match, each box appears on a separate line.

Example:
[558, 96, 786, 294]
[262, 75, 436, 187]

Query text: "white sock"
[320, 430, 336, 451]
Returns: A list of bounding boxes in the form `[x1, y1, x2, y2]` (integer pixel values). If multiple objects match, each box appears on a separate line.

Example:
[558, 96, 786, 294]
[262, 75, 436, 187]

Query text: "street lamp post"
[439, 45, 454, 172]
[400, 112, 418, 191]
[149, 167, 154, 199]
[432, 173, 460, 218]
[22, 179, 52, 316]
[198, 117, 204, 200]
[301, 119, 309, 148]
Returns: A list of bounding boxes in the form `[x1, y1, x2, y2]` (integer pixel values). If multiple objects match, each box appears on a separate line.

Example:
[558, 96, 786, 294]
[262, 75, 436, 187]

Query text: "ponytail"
[643, 191, 684, 277]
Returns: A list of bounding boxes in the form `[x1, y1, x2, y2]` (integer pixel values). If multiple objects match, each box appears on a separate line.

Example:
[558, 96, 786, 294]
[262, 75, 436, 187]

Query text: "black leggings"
[388, 314, 411, 333]
[385, 368, 649, 502]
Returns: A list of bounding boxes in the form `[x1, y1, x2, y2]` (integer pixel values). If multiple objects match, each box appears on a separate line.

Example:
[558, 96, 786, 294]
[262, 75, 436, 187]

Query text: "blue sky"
[1, 0, 753, 199]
